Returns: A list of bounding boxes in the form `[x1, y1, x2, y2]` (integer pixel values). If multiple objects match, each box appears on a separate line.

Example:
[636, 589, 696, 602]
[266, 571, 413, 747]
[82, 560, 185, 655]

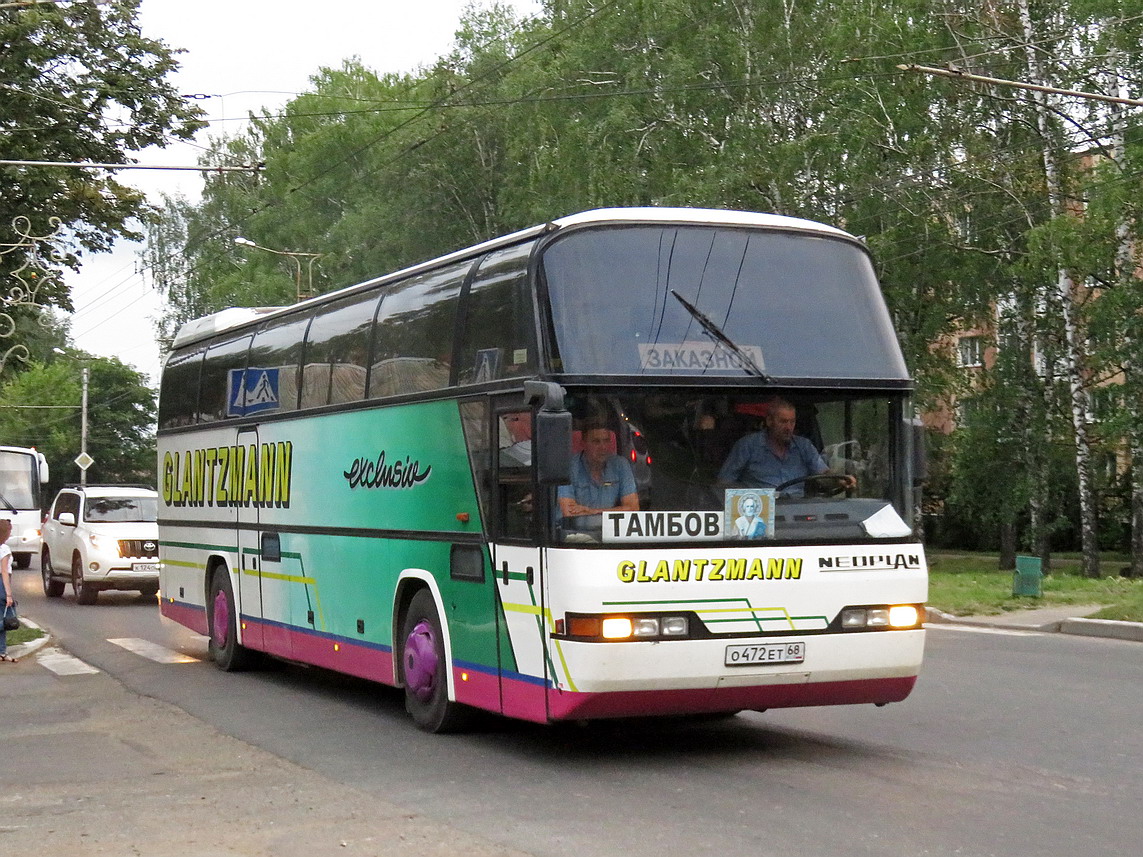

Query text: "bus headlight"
[840, 605, 923, 630]
[632, 617, 659, 637]
[602, 617, 634, 639]
[888, 605, 921, 627]
[561, 613, 694, 641]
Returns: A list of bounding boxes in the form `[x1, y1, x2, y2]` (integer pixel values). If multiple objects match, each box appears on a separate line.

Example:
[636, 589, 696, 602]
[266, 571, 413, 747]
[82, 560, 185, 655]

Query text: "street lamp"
[52, 347, 90, 486]
[233, 236, 322, 302]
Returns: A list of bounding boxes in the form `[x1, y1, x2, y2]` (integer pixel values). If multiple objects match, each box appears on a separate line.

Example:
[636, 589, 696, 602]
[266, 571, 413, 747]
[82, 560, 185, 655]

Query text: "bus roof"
[170, 207, 859, 350]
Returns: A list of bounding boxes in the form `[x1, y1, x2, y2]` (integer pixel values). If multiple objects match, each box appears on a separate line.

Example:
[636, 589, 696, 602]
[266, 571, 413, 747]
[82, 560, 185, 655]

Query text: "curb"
[6, 616, 51, 661]
[1060, 617, 1143, 643]
[926, 606, 1143, 640]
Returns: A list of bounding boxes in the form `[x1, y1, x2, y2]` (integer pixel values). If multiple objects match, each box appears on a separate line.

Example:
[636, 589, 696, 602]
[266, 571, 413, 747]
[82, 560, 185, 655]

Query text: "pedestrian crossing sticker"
[227, 368, 281, 416]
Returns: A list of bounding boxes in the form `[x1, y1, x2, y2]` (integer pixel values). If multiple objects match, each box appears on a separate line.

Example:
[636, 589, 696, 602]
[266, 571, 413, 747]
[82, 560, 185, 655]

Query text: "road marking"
[107, 638, 201, 663]
[927, 624, 1040, 637]
[37, 648, 100, 675]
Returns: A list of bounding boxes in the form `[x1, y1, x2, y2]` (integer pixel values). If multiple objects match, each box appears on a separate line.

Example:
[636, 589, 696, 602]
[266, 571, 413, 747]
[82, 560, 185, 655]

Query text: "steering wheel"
[775, 473, 852, 497]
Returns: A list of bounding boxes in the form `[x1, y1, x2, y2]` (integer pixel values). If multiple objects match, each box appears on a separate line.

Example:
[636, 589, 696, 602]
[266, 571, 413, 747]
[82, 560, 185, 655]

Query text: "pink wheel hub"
[404, 619, 439, 702]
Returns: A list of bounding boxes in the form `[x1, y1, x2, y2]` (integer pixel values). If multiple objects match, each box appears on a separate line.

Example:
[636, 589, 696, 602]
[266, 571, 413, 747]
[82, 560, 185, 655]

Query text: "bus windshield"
[541, 224, 909, 382]
[0, 451, 38, 509]
[542, 388, 912, 546]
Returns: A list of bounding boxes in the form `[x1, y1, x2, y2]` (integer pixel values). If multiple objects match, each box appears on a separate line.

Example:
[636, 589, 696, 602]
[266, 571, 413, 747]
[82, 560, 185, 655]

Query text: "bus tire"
[207, 568, 255, 671]
[41, 550, 64, 598]
[14, 552, 30, 569]
[400, 589, 470, 733]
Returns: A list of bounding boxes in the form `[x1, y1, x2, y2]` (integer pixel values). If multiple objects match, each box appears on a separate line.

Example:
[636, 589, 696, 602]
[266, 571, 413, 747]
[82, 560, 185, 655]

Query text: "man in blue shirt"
[558, 424, 639, 519]
[718, 399, 855, 497]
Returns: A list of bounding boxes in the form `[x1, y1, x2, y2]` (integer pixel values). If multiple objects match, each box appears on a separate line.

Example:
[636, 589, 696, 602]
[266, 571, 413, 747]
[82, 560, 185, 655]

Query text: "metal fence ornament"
[1, 215, 65, 374]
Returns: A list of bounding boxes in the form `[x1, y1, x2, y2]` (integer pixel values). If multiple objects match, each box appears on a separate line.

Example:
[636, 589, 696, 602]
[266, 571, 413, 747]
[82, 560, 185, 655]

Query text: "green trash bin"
[1013, 555, 1043, 597]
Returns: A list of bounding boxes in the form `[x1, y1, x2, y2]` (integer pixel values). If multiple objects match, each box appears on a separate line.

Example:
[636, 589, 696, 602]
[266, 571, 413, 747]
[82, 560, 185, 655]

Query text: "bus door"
[490, 407, 551, 723]
[235, 426, 265, 650]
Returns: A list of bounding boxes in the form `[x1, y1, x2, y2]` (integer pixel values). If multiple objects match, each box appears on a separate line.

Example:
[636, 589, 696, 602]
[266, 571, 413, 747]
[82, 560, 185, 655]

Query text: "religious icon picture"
[724, 488, 776, 539]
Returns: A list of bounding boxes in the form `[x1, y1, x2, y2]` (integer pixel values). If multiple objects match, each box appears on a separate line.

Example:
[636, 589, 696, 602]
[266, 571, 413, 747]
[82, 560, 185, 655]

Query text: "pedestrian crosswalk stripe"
[107, 638, 200, 663]
[37, 648, 100, 676]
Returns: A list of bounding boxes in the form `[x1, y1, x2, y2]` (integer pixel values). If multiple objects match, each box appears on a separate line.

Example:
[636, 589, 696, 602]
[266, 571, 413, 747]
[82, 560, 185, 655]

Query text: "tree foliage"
[0, 352, 156, 497]
[0, 0, 204, 307]
[146, 0, 1143, 563]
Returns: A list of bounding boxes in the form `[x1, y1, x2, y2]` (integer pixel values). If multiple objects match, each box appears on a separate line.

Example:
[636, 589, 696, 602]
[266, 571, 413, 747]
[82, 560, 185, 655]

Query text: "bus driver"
[718, 398, 856, 497]
[558, 422, 640, 520]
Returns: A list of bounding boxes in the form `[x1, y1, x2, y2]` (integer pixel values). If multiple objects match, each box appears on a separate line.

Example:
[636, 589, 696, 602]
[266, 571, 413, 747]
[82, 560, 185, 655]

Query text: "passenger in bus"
[717, 398, 856, 497]
[558, 422, 640, 519]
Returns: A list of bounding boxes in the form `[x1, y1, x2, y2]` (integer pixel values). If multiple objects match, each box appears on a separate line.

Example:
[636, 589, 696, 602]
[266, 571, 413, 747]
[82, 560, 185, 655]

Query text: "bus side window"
[158, 345, 205, 429]
[300, 290, 380, 408]
[497, 409, 534, 539]
[199, 334, 253, 422]
[249, 311, 311, 414]
[369, 262, 466, 398]
[456, 242, 536, 385]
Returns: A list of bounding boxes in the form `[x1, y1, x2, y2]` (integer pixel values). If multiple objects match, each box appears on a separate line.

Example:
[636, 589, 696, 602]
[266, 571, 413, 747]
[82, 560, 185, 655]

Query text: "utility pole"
[80, 366, 89, 487]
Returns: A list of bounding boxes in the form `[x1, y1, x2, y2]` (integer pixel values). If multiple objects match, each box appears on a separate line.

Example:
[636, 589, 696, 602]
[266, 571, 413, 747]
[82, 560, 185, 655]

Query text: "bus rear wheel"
[208, 569, 255, 671]
[400, 589, 469, 733]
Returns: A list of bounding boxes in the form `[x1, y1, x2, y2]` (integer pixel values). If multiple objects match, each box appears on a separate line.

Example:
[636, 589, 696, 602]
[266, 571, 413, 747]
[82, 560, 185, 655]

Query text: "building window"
[957, 335, 984, 368]
[1090, 386, 1120, 422]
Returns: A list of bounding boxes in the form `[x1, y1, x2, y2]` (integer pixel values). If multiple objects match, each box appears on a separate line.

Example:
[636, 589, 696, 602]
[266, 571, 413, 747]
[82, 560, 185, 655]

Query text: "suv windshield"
[86, 496, 158, 523]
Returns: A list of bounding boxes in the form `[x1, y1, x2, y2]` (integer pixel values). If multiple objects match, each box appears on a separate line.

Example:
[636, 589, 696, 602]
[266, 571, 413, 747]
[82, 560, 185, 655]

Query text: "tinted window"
[368, 262, 467, 398]
[247, 310, 312, 415]
[457, 242, 536, 385]
[199, 335, 253, 422]
[84, 496, 158, 523]
[53, 492, 80, 520]
[158, 345, 205, 429]
[541, 225, 908, 381]
[300, 291, 380, 408]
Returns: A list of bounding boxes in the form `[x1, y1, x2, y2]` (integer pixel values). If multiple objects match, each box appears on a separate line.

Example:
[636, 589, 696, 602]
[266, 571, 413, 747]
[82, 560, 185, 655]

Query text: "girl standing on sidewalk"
[1, 517, 14, 662]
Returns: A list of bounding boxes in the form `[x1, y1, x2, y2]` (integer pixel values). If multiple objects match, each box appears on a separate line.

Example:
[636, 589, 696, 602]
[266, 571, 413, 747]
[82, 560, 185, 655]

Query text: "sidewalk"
[925, 604, 1143, 642]
[1, 625, 533, 857]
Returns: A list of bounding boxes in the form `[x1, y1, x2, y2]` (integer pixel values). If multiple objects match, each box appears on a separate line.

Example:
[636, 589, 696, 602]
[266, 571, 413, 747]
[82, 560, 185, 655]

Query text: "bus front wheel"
[400, 589, 469, 733]
[208, 569, 255, 671]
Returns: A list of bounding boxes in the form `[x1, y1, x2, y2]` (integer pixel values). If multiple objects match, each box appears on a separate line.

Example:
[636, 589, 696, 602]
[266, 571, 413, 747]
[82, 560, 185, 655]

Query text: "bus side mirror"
[525, 380, 572, 485]
[37, 453, 49, 484]
[534, 409, 572, 485]
[911, 418, 928, 485]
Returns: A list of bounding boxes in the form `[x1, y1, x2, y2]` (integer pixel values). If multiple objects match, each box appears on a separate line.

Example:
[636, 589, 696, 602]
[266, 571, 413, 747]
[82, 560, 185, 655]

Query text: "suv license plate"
[725, 642, 806, 667]
[132, 562, 159, 573]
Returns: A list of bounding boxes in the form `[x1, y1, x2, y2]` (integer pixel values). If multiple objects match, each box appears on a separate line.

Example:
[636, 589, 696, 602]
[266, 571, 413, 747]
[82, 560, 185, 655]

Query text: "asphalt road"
[10, 560, 1141, 857]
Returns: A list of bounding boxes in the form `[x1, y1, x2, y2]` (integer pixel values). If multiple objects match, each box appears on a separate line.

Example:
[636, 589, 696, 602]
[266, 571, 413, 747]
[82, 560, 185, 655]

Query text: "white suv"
[41, 485, 160, 605]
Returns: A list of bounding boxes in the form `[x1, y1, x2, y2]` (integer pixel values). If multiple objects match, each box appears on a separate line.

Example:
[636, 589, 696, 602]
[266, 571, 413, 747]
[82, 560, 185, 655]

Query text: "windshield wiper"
[670, 290, 771, 381]
[0, 490, 16, 514]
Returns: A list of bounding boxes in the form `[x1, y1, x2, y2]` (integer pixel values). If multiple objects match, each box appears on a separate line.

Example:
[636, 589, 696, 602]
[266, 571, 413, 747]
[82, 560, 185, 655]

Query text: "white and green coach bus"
[157, 207, 927, 732]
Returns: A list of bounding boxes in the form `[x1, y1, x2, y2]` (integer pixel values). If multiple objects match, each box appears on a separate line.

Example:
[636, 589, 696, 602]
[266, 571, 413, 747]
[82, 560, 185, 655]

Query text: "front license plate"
[132, 562, 159, 574]
[725, 641, 806, 667]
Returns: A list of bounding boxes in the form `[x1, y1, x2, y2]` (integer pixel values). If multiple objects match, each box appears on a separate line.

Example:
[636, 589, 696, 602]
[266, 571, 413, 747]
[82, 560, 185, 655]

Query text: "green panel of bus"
[157, 207, 927, 732]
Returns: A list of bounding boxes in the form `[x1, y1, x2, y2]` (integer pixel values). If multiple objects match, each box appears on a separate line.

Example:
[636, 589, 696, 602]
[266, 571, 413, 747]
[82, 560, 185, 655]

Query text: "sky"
[66, 0, 540, 383]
